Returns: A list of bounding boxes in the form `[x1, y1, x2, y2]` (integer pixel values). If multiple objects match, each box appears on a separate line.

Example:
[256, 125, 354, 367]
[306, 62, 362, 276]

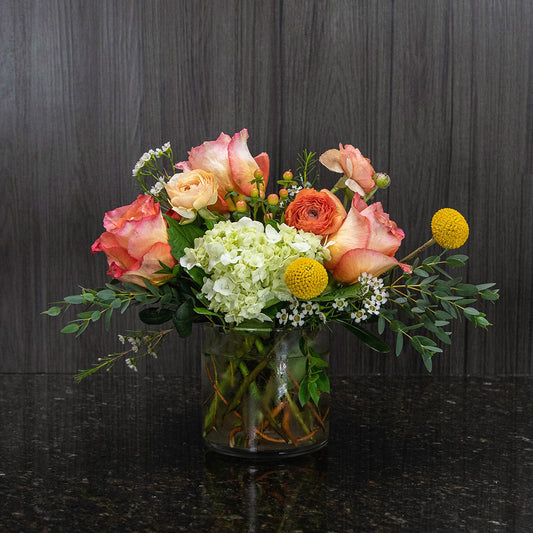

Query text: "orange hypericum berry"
[236, 200, 248, 213]
[267, 194, 279, 206]
[283, 170, 293, 180]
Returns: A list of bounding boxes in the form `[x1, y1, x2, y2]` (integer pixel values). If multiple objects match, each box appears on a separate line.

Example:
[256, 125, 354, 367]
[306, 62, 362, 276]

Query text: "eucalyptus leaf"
[64, 295, 85, 304]
[61, 324, 80, 334]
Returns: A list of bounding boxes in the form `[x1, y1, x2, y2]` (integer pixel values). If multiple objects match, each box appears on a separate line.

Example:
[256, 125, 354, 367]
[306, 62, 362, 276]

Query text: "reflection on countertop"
[0, 374, 532, 532]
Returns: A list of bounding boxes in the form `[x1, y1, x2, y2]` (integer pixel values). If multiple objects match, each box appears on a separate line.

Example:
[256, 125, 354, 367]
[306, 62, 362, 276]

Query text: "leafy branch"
[378, 251, 499, 371]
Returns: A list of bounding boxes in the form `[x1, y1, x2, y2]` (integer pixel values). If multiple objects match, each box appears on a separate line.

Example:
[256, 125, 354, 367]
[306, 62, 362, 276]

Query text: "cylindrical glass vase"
[201, 325, 330, 459]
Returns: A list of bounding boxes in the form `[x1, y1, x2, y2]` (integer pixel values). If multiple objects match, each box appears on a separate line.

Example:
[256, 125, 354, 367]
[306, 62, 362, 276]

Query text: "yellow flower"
[284, 258, 328, 299]
[431, 208, 469, 249]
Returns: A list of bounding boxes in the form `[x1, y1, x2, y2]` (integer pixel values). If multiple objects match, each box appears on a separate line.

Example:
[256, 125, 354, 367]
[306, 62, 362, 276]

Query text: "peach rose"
[284, 188, 347, 236]
[324, 198, 411, 284]
[319, 144, 376, 196]
[165, 169, 218, 219]
[175, 129, 269, 211]
[91, 195, 177, 287]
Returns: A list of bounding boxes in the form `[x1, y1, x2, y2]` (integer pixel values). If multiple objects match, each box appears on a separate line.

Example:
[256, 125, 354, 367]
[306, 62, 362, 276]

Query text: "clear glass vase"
[201, 324, 330, 459]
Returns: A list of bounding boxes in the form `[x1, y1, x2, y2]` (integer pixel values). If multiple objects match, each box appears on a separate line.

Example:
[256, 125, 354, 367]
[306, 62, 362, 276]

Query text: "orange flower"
[284, 188, 346, 236]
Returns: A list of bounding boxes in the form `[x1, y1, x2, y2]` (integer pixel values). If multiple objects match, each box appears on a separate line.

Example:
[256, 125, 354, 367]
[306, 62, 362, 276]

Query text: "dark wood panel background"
[2, 0, 531, 376]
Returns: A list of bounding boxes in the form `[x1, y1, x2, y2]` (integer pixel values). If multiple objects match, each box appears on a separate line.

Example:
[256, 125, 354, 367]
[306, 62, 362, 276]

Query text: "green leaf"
[476, 282, 496, 291]
[61, 323, 80, 334]
[446, 255, 468, 267]
[337, 320, 390, 353]
[197, 207, 218, 220]
[463, 307, 479, 316]
[193, 307, 221, 317]
[110, 298, 123, 309]
[165, 215, 205, 260]
[395, 332, 404, 356]
[481, 289, 500, 301]
[188, 266, 206, 286]
[440, 299, 458, 318]
[316, 372, 330, 394]
[75, 321, 89, 337]
[104, 308, 113, 330]
[121, 282, 146, 293]
[82, 293, 95, 303]
[298, 378, 310, 406]
[456, 284, 479, 296]
[43, 306, 62, 316]
[173, 301, 194, 337]
[312, 282, 362, 301]
[309, 382, 320, 406]
[97, 289, 115, 300]
[64, 295, 85, 304]
[139, 307, 174, 325]
[435, 328, 452, 344]
[142, 278, 161, 297]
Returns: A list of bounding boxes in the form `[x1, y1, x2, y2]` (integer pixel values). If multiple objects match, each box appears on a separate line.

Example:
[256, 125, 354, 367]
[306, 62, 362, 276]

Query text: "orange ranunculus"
[319, 144, 376, 196]
[175, 129, 269, 211]
[284, 188, 347, 236]
[165, 169, 218, 219]
[91, 195, 177, 287]
[324, 198, 411, 284]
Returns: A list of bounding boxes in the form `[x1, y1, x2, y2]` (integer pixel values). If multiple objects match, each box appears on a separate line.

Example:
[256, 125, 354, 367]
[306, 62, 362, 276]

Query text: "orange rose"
[91, 195, 177, 287]
[284, 188, 347, 236]
[165, 169, 218, 219]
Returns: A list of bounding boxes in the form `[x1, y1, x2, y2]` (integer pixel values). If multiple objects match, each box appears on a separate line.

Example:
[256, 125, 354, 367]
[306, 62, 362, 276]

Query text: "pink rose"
[91, 195, 177, 287]
[175, 129, 269, 211]
[165, 169, 218, 219]
[324, 198, 411, 284]
[319, 144, 376, 196]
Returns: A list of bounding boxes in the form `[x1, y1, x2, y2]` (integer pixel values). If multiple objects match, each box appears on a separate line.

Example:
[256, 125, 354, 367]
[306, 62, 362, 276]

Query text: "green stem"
[284, 393, 311, 435]
[225, 355, 272, 413]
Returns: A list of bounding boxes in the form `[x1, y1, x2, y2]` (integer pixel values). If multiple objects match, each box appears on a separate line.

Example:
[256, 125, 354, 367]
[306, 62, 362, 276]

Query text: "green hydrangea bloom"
[180, 217, 329, 324]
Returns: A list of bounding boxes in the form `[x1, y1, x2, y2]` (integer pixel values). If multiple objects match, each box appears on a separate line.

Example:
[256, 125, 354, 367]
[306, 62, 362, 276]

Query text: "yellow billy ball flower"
[431, 208, 469, 249]
[284, 258, 329, 299]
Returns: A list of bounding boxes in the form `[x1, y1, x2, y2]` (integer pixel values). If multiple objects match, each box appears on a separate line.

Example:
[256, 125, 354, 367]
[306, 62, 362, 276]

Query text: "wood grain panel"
[2, 0, 531, 376]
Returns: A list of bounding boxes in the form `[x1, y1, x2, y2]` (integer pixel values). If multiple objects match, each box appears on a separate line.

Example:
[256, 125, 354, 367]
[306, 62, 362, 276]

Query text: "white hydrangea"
[181, 217, 329, 324]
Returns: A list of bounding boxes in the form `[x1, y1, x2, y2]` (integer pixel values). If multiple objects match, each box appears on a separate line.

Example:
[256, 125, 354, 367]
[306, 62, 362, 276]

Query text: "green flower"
[181, 217, 329, 323]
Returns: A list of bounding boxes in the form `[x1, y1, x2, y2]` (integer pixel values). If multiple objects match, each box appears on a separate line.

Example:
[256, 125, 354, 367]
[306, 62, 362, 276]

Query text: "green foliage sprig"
[378, 251, 499, 371]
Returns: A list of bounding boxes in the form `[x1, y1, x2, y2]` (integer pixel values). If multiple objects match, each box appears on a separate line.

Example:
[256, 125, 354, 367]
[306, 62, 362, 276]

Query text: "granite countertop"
[0, 374, 532, 532]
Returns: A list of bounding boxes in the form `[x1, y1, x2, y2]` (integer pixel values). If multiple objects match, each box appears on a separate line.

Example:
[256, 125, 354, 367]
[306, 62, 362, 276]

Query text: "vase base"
[203, 439, 328, 461]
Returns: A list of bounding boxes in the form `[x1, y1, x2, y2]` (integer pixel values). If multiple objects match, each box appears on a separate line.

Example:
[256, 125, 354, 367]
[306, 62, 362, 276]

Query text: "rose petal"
[361, 202, 405, 256]
[118, 242, 175, 287]
[332, 249, 406, 284]
[323, 207, 370, 270]
[186, 132, 234, 191]
[228, 129, 263, 196]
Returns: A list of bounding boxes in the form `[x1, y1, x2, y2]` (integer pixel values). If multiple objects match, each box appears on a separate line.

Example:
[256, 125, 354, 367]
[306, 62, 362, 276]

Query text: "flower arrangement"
[45, 129, 498, 383]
